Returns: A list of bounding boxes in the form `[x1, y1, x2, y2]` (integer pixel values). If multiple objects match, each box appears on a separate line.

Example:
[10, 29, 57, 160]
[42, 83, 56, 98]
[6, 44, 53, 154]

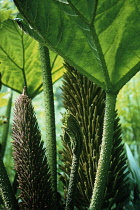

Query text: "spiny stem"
[89, 92, 117, 210]
[39, 44, 57, 206]
[0, 156, 19, 210]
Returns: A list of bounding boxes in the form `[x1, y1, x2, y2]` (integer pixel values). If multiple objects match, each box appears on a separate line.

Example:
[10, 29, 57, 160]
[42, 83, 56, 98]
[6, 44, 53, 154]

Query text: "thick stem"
[89, 92, 117, 210]
[0, 157, 19, 210]
[39, 44, 57, 205]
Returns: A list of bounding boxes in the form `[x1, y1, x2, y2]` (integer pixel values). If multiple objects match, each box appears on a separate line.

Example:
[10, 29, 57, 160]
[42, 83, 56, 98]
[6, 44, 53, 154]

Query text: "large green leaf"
[0, 19, 65, 98]
[13, 0, 140, 92]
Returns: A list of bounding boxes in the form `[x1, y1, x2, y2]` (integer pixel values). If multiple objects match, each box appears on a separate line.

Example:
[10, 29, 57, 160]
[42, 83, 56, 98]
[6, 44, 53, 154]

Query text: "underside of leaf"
[13, 0, 140, 92]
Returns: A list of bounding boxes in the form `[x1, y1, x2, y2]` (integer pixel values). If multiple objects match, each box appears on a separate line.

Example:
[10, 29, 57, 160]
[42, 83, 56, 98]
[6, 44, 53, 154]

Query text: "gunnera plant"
[61, 112, 83, 210]
[0, 156, 19, 210]
[59, 63, 130, 209]
[12, 87, 53, 210]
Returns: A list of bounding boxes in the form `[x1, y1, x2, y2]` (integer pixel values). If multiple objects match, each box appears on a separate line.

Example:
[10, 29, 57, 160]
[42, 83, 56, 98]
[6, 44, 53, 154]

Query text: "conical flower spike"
[12, 87, 53, 210]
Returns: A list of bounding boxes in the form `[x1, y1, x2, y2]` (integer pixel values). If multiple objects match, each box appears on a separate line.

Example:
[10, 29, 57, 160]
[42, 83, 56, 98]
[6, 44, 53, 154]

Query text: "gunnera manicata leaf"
[12, 87, 53, 210]
[59, 63, 130, 209]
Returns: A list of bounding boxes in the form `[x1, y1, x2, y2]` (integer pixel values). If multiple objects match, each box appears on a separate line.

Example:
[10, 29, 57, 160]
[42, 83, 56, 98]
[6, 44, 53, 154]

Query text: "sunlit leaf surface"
[0, 19, 65, 98]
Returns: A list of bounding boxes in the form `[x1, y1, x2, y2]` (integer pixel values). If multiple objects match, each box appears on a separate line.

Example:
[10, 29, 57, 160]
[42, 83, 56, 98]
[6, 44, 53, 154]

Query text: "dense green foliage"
[117, 72, 140, 144]
[1, 0, 140, 209]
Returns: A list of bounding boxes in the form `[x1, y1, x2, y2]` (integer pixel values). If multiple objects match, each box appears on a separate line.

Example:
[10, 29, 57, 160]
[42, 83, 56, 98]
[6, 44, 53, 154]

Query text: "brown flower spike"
[12, 87, 53, 210]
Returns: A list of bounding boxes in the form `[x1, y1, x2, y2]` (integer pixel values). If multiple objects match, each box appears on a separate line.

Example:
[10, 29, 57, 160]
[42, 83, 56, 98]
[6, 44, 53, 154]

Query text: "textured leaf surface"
[13, 0, 140, 92]
[0, 19, 65, 98]
[0, 20, 42, 98]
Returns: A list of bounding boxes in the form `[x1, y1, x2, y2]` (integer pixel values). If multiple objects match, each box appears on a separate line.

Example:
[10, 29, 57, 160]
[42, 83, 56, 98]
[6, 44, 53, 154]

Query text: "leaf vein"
[0, 46, 22, 70]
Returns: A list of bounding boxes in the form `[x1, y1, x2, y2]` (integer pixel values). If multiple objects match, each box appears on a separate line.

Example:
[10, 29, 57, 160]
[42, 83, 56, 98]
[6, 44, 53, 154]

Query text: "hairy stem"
[62, 113, 83, 210]
[0, 157, 19, 210]
[39, 44, 57, 206]
[89, 92, 117, 210]
[65, 154, 80, 210]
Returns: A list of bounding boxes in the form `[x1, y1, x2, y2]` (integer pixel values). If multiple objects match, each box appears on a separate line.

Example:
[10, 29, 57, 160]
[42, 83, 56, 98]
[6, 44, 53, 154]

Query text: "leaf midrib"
[61, 0, 112, 90]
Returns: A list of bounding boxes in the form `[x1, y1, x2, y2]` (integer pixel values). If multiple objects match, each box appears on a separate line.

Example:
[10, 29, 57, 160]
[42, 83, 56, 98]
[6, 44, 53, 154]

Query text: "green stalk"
[89, 92, 117, 210]
[65, 154, 79, 210]
[0, 156, 19, 210]
[1, 92, 13, 158]
[39, 44, 57, 205]
[62, 113, 83, 210]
